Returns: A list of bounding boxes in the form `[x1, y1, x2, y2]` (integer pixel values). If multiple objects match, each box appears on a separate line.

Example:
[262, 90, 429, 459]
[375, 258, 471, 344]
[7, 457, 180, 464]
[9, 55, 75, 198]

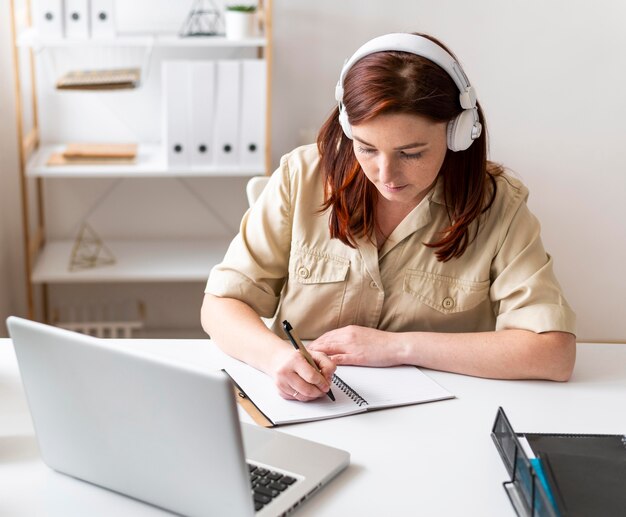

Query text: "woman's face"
[351, 112, 448, 210]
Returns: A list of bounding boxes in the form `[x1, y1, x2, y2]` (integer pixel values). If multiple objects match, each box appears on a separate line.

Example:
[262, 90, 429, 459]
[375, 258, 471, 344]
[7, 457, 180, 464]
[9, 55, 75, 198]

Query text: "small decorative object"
[69, 223, 116, 271]
[224, 4, 258, 40]
[179, 0, 221, 37]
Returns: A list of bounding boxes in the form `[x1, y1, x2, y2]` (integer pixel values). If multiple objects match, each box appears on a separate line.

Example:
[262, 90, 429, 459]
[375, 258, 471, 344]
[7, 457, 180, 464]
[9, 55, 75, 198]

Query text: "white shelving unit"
[27, 144, 265, 178]
[17, 27, 267, 49]
[10, 0, 273, 333]
[31, 239, 231, 283]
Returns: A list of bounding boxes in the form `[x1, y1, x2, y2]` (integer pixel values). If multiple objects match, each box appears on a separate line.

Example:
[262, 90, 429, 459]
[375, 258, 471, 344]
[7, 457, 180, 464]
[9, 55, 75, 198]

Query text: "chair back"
[246, 176, 270, 207]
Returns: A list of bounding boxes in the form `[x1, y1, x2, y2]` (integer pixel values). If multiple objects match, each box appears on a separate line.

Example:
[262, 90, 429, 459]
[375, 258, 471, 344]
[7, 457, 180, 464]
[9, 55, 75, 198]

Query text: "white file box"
[64, 0, 90, 39]
[162, 61, 192, 170]
[33, 0, 64, 38]
[213, 60, 241, 167]
[190, 62, 217, 170]
[90, 0, 116, 39]
[239, 60, 266, 170]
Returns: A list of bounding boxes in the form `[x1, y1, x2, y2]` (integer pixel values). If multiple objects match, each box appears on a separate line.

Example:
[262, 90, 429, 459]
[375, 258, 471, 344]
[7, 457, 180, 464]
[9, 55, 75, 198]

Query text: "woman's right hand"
[270, 348, 336, 401]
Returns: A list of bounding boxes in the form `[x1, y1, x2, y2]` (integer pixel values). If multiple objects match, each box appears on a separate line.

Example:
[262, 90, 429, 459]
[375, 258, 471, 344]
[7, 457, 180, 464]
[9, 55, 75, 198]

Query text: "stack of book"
[46, 143, 138, 166]
[56, 68, 141, 90]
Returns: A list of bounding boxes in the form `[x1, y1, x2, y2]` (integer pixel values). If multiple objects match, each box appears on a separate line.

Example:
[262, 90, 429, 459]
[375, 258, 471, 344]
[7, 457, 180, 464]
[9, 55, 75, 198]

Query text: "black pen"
[282, 320, 336, 401]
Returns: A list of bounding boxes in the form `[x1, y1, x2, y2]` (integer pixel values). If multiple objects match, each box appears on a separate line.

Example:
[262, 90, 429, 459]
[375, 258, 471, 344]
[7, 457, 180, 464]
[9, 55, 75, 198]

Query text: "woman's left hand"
[308, 325, 403, 367]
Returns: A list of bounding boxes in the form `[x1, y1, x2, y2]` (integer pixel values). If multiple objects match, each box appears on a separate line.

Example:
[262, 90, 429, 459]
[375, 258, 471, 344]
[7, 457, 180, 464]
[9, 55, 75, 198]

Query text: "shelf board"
[31, 239, 231, 283]
[155, 34, 267, 48]
[17, 28, 154, 48]
[26, 144, 264, 178]
[17, 28, 266, 49]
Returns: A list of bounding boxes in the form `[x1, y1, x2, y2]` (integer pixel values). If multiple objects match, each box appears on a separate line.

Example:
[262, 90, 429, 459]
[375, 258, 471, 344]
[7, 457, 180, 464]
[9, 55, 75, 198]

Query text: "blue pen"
[282, 320, 336, 401]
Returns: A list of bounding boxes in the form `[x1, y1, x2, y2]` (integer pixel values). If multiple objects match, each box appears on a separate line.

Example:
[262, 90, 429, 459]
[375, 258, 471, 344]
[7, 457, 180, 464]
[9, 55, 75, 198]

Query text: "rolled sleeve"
[490, 191, 576, 335]
[205, 157, 293, 318]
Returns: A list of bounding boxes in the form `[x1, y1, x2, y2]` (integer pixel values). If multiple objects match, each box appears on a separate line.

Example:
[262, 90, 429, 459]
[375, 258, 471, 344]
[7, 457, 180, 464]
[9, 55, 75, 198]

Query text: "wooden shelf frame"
[10, 0, 274, 322]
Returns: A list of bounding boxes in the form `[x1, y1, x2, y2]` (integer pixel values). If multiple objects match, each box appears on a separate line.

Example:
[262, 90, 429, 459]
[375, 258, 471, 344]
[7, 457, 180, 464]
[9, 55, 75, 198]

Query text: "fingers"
[307, 337, 338, 354]
[308, 327, 353, 355]
[309, 339, 351, 364]
[275, 351, 335, 401]
[322, 353, 350, 366]
[311, 350, 337, 382]
[277, 375, 323, 401]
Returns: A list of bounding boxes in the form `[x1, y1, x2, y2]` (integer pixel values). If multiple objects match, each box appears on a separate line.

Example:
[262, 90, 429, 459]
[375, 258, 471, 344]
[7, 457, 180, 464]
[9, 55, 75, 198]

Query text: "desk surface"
[1, 338, 625, 516]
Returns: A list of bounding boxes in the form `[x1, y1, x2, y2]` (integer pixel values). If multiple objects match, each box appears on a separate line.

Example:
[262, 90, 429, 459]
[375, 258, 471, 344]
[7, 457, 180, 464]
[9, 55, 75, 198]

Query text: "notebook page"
[224, 356, 366, 425]
[334, 365, 454, 409]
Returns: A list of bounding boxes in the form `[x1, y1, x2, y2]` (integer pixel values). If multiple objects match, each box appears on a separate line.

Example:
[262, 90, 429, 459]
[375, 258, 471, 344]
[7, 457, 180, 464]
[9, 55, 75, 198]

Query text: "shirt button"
[370, 280, 378, 289]
[442, 297, 455, 310]
[297, 266, 310, 279]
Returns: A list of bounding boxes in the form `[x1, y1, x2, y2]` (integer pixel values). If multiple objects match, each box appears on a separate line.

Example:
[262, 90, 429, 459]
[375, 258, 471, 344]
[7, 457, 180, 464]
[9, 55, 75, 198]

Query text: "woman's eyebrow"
[394, 141, 428, 150]
[353, 136, 428, 150]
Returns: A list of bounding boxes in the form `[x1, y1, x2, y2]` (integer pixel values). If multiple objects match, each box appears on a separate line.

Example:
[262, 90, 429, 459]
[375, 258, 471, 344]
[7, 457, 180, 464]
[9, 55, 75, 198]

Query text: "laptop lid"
[6, 317, 349, 516]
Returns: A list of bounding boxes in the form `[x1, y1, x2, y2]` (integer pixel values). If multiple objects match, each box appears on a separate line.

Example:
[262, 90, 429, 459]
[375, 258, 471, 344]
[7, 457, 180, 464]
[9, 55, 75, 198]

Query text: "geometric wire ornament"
[179, 0, 222, 37]
[68, 223, 116, 271]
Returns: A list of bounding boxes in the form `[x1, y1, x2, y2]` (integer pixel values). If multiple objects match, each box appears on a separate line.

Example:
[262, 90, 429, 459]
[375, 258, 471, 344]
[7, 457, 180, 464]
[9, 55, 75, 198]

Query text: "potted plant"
[224, 4, 258, 40]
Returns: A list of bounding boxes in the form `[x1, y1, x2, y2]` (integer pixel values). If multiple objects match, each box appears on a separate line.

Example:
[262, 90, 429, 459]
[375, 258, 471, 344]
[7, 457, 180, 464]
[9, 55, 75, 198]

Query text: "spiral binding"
[332, 374, 368, 407]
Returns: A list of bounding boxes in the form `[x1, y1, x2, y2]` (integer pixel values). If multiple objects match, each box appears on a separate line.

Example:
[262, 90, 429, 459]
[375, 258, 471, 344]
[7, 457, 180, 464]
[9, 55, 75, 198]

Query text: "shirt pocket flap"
[292, 251, 349, 285]
[403, 270, 489, 314]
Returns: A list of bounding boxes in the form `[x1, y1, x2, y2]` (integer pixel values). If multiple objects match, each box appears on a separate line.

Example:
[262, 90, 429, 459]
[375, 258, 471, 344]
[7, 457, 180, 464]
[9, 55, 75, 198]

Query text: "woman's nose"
[377, 155, 396, 183]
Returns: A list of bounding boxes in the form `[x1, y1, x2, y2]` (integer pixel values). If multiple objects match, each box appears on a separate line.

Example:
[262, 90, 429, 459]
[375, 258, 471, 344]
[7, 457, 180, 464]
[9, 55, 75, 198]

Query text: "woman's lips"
[383, 184, 407, 192]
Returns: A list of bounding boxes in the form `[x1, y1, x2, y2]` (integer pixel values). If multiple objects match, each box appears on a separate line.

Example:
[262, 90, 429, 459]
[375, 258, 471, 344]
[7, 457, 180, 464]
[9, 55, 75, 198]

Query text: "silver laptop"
[6, 316, 349, 516]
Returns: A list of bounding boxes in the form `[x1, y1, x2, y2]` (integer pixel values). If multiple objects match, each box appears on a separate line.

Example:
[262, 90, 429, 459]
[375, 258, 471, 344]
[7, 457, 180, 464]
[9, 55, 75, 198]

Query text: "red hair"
[317, 34, 502, 261]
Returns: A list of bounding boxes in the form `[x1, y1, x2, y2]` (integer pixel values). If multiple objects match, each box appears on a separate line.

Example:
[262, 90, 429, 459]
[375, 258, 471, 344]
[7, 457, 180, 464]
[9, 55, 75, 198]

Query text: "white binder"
[213, 60, 241, 167]
[33, 0, 64, 38]
[162, 61, 192, 170]
[239, 59, 267, 170]
[64, 0, 90, 39]
[190, 62, 217, 170]
[90, 0, 116, 39]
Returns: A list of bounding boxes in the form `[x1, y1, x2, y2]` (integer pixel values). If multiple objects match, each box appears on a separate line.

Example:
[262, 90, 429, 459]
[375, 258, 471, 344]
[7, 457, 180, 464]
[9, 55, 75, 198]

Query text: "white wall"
[271, 0, 626, 341]
[2, 1, 625, 340]
[0, 0, 28, 337]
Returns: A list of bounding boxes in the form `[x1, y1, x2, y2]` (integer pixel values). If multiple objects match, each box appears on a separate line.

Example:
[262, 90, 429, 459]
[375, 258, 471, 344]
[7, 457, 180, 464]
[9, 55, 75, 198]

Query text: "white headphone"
[335, 33, 483, 152]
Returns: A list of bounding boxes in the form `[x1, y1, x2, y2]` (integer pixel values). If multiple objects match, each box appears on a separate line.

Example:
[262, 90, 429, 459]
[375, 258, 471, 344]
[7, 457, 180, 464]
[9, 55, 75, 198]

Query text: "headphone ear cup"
[447, 110, 475, 152]
[338, 106, 353, 140]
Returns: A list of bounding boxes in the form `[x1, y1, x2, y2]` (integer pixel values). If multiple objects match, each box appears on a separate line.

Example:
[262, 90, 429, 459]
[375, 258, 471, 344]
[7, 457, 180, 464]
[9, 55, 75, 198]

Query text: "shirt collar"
[429, 174, 447, 207]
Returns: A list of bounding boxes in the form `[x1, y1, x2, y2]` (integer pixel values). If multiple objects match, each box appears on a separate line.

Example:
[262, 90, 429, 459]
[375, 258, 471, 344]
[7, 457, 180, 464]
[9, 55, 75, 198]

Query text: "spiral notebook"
[223, 358, 454, 427]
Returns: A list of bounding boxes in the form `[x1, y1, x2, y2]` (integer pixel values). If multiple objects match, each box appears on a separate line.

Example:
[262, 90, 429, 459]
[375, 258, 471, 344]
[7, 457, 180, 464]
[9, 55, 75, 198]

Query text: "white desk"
[1, 338, 625, 516]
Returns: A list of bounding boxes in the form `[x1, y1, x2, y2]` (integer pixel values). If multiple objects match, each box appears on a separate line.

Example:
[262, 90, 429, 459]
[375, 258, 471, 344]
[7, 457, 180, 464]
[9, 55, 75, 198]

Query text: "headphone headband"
[335, 33, 482, 151]
[335, 33, 477, 110]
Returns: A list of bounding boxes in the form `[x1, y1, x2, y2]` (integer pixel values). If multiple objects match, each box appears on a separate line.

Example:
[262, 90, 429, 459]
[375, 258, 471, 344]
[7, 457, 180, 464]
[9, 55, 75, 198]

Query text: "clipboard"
[228, 375, 273, 428]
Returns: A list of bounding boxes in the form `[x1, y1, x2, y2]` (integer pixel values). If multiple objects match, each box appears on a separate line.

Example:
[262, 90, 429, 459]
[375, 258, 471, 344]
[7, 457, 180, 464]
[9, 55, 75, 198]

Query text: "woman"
[201, 32, 576, 402]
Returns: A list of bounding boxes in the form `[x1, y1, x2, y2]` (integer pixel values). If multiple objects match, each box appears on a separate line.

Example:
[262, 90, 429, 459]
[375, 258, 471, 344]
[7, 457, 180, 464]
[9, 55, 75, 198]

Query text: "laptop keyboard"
[248, 463, 298, 512]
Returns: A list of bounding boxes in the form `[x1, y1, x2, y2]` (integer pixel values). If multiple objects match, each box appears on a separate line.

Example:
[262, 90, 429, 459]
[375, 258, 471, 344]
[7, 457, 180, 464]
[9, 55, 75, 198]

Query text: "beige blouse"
[206, 144, 576, 340]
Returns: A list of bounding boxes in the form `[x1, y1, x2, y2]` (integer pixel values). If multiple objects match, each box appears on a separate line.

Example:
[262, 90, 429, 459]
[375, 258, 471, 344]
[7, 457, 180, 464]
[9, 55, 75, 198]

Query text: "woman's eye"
[401, 151, 423, 160]
[357, 146, 375, 155]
